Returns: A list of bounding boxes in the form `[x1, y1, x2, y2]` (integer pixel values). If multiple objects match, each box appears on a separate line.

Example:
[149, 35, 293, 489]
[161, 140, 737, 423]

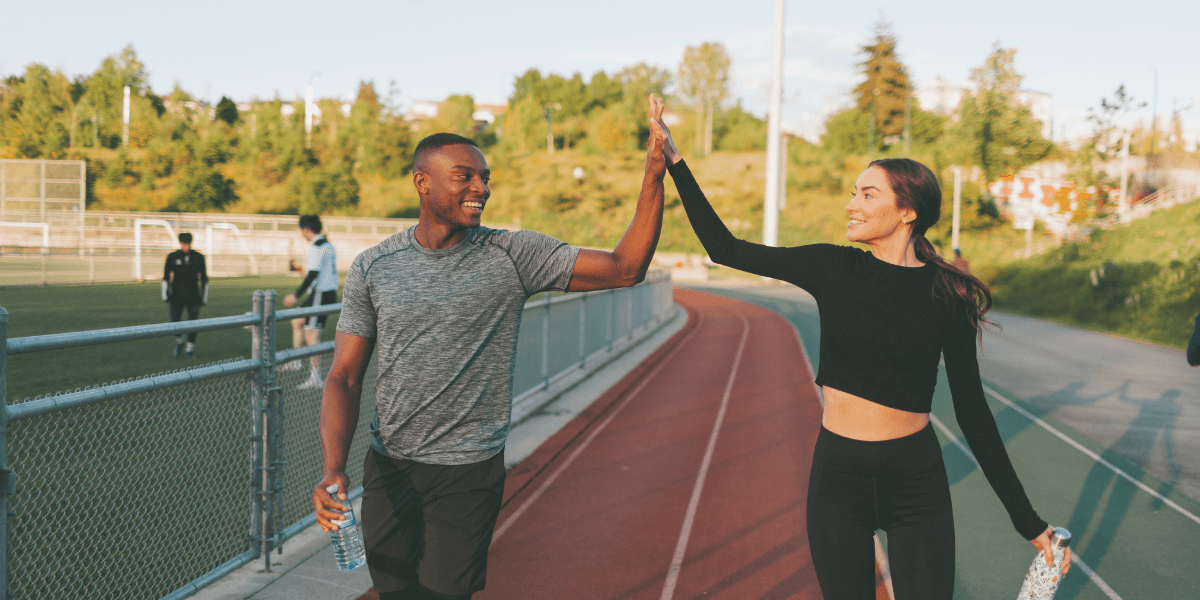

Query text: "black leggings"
[807, 423, 955, 600]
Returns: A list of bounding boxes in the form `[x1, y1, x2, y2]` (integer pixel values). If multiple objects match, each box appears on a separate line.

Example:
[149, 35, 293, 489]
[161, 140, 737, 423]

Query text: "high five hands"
[647, 93, 682, 166]
[645, 93, 667, 178]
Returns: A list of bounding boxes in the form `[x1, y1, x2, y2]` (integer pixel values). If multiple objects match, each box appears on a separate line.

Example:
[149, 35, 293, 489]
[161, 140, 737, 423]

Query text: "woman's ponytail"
[913, 235, 994, 339]
[869, 158, 996, 340]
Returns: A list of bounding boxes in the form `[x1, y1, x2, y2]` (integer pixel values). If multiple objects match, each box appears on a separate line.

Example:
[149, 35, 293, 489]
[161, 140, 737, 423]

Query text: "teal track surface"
[692, 285, 1200, 600]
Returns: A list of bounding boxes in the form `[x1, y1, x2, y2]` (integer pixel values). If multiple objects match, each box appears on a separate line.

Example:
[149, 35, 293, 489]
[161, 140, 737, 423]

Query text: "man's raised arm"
[567, 94, 668, 292]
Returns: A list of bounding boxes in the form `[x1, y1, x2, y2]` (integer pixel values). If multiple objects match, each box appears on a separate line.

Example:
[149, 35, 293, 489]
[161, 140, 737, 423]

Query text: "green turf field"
[1, 275, 338, 401]
[696, 286, 1200, 600]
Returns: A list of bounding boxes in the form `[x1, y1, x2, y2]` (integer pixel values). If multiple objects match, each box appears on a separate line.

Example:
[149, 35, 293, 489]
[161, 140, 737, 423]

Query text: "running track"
[478, 289, 828, 600]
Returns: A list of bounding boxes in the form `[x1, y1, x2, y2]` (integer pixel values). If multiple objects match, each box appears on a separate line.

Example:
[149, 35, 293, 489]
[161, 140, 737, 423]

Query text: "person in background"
[283, 215, 339, 389]
[162, 232, 208, 359]
[1188, 313, 1199, 367]
[951, 247, 970, 273]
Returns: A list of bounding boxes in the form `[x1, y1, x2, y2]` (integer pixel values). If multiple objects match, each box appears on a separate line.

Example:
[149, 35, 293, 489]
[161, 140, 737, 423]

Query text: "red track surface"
[480, 289, 825, 600]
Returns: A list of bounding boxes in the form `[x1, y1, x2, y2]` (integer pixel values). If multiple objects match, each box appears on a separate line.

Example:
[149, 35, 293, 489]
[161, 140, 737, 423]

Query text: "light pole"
[306, 71, 321, 149]
[543, 103, 560, 154]
[904, 85, 911, 154]
[951, 166, 961, 251]
[761, 0, 785, 249]
[122, 85, 130, 149]
[1149, 67, 1158, 156]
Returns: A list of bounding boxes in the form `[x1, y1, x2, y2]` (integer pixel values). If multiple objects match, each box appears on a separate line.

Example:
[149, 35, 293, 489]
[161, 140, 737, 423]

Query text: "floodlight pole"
[951, 167, 962, 251]
[305, 85, 314, 149]
[122, 86, 130, 149]
[762, 0, 785, 249]
[1118, 130, 1131, 222]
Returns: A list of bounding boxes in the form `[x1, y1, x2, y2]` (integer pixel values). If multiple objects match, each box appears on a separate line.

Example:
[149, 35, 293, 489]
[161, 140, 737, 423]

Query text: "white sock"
[186, 342, 195, 351]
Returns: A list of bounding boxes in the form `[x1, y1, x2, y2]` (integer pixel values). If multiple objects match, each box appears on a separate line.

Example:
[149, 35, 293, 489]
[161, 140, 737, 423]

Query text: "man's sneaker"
[172, 342, 185, 357]
[298, 373, 323, 390]
[186, 349, 197, 360]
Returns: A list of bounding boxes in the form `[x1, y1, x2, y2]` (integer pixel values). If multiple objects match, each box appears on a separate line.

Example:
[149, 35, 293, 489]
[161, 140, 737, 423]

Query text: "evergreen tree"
[215, 96, 239, 125]
[852, 18, 911, 140]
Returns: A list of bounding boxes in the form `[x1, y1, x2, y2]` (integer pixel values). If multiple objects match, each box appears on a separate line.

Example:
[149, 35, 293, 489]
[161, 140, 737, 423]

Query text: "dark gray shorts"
[360, 447, 506, 595]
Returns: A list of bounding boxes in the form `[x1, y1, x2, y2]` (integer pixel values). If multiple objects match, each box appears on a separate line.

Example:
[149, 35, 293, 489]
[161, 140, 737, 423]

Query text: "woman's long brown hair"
[869, 158, 995, 338]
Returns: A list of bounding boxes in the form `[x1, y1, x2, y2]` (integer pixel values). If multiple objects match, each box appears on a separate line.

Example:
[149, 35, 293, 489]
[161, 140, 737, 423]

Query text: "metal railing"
[0, 271, 674, 599]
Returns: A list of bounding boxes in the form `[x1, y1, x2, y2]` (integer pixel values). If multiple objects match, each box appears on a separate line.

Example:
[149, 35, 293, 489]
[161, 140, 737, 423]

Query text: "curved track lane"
[477, 289, 826, 600]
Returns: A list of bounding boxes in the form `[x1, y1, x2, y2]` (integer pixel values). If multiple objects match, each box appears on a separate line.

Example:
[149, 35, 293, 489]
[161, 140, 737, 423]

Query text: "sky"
[3, 0, 1198, 146]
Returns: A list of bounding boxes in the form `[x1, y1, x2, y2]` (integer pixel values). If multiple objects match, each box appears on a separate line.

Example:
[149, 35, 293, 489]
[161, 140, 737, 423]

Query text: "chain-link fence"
[0, 272, 675, 600]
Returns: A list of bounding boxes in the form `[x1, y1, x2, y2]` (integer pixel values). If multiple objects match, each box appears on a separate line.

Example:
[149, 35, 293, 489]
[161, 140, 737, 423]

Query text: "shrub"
[171, 161, 237, 211]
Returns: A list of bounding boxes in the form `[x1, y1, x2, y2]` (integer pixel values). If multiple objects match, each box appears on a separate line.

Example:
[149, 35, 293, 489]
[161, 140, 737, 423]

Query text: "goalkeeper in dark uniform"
[162, 232, 209, 359]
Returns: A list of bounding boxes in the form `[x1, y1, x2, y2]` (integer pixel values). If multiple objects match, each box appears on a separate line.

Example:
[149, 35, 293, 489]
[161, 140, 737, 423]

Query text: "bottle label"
[335, 514, 356, 528]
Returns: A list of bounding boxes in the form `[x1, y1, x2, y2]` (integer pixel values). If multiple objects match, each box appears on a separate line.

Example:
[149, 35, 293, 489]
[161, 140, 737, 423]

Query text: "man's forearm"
[319, 376, 362, 474]
[609, 167, 665, 284]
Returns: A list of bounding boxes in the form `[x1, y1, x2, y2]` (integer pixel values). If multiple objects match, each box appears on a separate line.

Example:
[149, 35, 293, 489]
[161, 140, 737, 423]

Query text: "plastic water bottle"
[326, 484, 367, 571]
[1017, 527, 1071, 599]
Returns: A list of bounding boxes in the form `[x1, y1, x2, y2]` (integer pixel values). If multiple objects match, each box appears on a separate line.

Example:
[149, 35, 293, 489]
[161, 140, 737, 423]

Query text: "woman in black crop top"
[650, 112, 1069, 598]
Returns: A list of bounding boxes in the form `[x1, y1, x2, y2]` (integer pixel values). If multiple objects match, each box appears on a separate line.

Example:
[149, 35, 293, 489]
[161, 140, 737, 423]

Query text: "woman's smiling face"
[844, 166, 916, 245]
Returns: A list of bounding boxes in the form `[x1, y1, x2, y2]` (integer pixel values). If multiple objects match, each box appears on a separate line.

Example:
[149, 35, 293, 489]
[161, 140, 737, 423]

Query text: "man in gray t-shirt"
[314, 95, 671, 599]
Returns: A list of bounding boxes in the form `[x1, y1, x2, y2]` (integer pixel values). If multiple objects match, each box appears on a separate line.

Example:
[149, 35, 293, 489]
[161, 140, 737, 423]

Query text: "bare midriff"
[821, 386, 930, 441]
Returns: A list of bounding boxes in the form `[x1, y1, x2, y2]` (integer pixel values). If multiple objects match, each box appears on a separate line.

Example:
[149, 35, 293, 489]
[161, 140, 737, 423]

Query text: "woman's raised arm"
[653, 109, 801, 281]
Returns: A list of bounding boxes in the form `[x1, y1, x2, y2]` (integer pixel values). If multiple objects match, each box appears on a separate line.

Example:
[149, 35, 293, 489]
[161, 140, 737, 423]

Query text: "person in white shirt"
[283, 214, 339, 388]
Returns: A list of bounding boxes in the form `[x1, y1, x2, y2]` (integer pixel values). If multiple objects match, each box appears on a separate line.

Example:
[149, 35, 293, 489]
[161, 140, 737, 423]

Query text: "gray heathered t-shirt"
[337, 225, 580, 465]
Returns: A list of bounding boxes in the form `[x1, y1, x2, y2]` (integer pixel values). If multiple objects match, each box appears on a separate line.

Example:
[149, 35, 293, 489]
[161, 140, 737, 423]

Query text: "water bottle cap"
[1051, 527, 1072, 549]
[326, 484, 339, 495]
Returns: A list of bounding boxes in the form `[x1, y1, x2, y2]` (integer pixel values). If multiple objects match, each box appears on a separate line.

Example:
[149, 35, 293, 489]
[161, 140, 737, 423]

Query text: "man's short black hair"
[178, 232, 193, 244]
[414, 133, 479, 169]
[299, 215, 323, 233]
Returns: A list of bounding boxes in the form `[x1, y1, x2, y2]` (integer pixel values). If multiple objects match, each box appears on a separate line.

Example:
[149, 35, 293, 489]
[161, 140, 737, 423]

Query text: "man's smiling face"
[415, 143, 491, 230]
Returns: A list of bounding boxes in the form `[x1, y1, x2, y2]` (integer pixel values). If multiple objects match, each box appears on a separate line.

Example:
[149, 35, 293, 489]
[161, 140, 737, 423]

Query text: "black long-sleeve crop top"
[669, 160, 1048, 540]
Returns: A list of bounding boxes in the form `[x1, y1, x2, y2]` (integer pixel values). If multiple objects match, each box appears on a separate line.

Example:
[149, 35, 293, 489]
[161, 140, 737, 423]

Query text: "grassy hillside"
[981, 198, 1200, 349]
[78, 143, 1032, 266]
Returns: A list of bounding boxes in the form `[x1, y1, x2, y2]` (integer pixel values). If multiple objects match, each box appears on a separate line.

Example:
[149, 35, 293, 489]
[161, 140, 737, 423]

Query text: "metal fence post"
[541, 292, 550, 389]
[607, 291, 614, 351]
[248, 292, 265, 564]
[578, 293, 587, 368]
[0, 308, 12, 600]
[625, 287, 633, 341]
[261, 290, 280, 569]
[263, 290, 281, 560]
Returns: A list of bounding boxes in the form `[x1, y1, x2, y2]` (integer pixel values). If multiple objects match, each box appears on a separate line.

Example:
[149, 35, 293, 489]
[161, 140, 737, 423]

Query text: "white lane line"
[1067, 553, 1123, 600]
[980, 384, 1200, 527]
[491, 311, 705, 545]
[659, 313, 751, 600]
[929, 413, 1122, 600]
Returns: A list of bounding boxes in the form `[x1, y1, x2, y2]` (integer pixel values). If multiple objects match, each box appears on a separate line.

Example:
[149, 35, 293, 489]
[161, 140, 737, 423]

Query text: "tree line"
[1, 29, 1161, 219]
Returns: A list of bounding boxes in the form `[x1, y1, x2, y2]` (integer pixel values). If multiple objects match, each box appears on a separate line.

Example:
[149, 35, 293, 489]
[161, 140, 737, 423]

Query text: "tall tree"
[215, 96, 239, 125]
[2, 64, 73, 157]
[80, 45, 150, 148]
[853, 18, 911, 142]
[431, 94, 477, 137]
[947, 43, 1052, 184]
[615, 63, 671, 149]
[678, 42, 731, 156]
[585, 70, 623, 113]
